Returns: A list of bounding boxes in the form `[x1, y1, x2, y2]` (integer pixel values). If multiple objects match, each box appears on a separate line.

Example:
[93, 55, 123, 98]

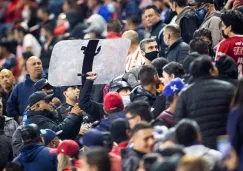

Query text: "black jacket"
[174, 76, 235, 149]
[130, 86, 157, 107]
[121, 148, 145, 171]
[165, 39, 189, 64]
[150, 20, 167, 56]
[79, 80, 105, 120]
[28, 110, 82, 140]
[0, 130, 12, 170]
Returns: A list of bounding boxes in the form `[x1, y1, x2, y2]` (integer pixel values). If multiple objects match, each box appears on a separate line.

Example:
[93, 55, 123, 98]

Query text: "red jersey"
[215, 35, 243, 78]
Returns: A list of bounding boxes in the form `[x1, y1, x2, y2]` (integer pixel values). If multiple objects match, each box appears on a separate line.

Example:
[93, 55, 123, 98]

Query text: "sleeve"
[7, 85, 21, 118]
[79, 80, 105, 120]
[122, 156, 140, 171]
[215, 40, 228, 60]
[177, 45, 189, 64]
[152, 94, 166, 118]
[23, 34, 33, 48]
[12, 126, 23, 157]
[174, 90, 187, 124]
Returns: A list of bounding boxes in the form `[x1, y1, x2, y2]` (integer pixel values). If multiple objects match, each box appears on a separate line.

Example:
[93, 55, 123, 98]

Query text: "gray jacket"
[4, 116, 18, 139]
[165, 39, 189, 64]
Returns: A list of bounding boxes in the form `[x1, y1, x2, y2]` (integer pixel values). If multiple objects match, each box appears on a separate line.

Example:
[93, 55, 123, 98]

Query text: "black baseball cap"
[21, 124, 41, 144]
[29, 91, 53, 107]
[34, 79, 53, 91]
[188, 0, 213, 6]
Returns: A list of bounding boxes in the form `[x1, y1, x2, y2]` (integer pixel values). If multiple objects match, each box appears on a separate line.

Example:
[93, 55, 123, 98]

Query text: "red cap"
[104, 92, 124, 111]
[50, 140, 80, 157]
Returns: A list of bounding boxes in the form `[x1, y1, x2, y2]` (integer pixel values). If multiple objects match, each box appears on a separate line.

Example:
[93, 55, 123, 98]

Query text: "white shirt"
[125, 48, 145, 72]
[23, 34, 41, 57]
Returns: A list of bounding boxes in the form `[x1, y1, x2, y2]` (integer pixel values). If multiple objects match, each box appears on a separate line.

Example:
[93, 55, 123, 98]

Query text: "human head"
[143, 5, 161, 28]
[151, 58, 169, 77]
[125, 15, 141, 31]
[5, 162, 24, 171]
[29, 91, 53, 112]
[40, 129, 61, 148]
[0, 69, 14, 91]
[109, 77, 131, 96]
[138, 65, 160, 87]
[189, 0, 214, 21]
[37, 6, 50, 22]
[80, 129, 104, 148]
[169, 0, 187, 12]
[122, 30, 139, 46]
[177, 155, 209, 171]
[175, 119, 201, 146]
[189, 38, 209, 55]
[110, 118, 130, 144]
[14, 26, 27, 41]
[140, 39, 159, 63]
[62, 86, 80, 103]
[22, 4, 37, 21]
[0, 41, 12, 58]
[0, 115, 4, 130]
[189, 55, 218, 79]
[40, 24, 54, 43]
[193, 28, 212, 46]
[50, 140, 80, 158]
[34, 78, 54, 94]
[221, 9, 243, 39]
[107, 19, 122, 34]
[103, 92, 124, 114]
[26, 56, 43, 81]
[21, 124, 43, 145]
[87, 0, 99, 10]
[125, 101, 153, 129]
[215, 54, 238, 79]
[163, 24, 181, 46]
[131, 122, 155, 153]
[79, 148, 111, 171]
[63, 0, 79, 12]
[162, 62, 184, 85]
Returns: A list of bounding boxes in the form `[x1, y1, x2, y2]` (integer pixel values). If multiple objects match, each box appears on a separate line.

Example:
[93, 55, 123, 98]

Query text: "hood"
[130, 86, 156, 106]
[4, 115, 14, 122]
[19, 143, 45, 162]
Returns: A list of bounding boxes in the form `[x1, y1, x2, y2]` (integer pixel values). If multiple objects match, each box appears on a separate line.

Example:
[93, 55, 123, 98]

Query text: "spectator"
[227, 78, 243, 170]
[215, 54, 238, 86]
[151, 57, 169, 78]
[125, 15, 145, 42]
[37, 6, 56, 29]
[50, 140, 80, 171]
[143, 5, 166, 56]
[151, 154, 182, 171]
[164, 24, 189, 64]
[158, 78, 185, 128]
[7, 56, 44, 122]
[13, 26, 41, 58]
[125, 101, 153, 129]
[0, 41, 17, 72]
[40, 23, 58, 72]
[161, 62, 185, 86]
[0, 116, 13, 170]
[0, 69, 14, 116]
[121, 122, 155, 171]
[79, 147, 111, 171]
[4, 162, 24, 171]
[215, 9, 243, 78]
[189, 0, 222, 48]
[175, 119, 222, 170]
[95, 92, 125, 132]
[137, 153, 161, 171]
[54, 13, 69, 36]
[169, 0, 201, 43]
[193, 28, 215, 57]
[174, 55, 235, 149]
[27, 91, 82, 140]
[110, 118, 130, 156]
[177, 155, 210, 171]
[13, 124, 57, 171]
[140, 38, 159, 65]
[130, 65, 160, 106]
[106, 19, 122, 39]
[122, 30, 145, 72]
[40, 129, 61, 148]
[189, 38, 209, 55]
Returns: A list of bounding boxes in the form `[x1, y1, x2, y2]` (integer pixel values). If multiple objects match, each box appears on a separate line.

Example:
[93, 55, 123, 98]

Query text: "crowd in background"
[0, 0, 243, 171]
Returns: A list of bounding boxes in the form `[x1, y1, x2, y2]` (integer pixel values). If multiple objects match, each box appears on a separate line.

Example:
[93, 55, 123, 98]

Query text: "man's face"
[37, 100, 52, 111]
[118, 88, 131, 96]
[26, 57, 43, 79]
[0, 71, 14, 90]
[144, 9, 160, 27]
[221, 21, 231, 39]
[126, 112, 141, 129]
[161, 71, 173, 86]
[141, 41, 158, 57]
[132, 128, 155, 153]
[64, 87, 80, 102]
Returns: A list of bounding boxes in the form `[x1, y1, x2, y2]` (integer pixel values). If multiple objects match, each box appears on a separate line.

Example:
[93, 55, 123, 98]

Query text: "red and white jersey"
[125, 48, 145, 72]
[215, 35, 243, 78]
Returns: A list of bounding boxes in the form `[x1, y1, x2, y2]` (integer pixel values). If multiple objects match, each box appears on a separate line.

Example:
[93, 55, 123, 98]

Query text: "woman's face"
[162, 71, 173, 86]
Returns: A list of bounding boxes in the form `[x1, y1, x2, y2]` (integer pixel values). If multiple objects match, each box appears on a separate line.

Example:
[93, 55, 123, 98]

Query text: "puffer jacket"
[130, 86, 157, 106]
[0, 130, 12, 170]
[174, 76, 235, 149]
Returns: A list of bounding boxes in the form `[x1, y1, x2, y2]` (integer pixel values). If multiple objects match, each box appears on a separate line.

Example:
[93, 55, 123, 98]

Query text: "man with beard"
[0, 69, 14, 116]
[215, 10, 243, 78]
[27, 91, 83, 140]
[7, 57, 44, 122]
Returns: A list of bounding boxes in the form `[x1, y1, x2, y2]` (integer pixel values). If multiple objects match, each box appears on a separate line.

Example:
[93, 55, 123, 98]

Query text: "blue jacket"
[96, 111, 126, 132]
[227, 107, 243, 170]
[7, 74, 64, 118]
[14, 143, 57, 171]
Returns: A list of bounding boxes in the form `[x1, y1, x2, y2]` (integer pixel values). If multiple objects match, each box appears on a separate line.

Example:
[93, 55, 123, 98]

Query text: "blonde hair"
[57, 153, 70, 171]
[177, 155, 209, 171]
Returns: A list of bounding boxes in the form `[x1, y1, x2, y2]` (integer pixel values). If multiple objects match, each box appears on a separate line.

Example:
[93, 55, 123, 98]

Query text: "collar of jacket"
[167, 39, 183, 51]
[200, 11, 221, 26]
[152, 20, 164, 31]
[25, 74, 47, 85]
[175, 6, 192, 25]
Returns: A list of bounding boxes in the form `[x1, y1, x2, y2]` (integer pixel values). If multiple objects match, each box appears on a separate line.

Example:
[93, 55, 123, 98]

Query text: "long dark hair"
[231, 78, 243, 107]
